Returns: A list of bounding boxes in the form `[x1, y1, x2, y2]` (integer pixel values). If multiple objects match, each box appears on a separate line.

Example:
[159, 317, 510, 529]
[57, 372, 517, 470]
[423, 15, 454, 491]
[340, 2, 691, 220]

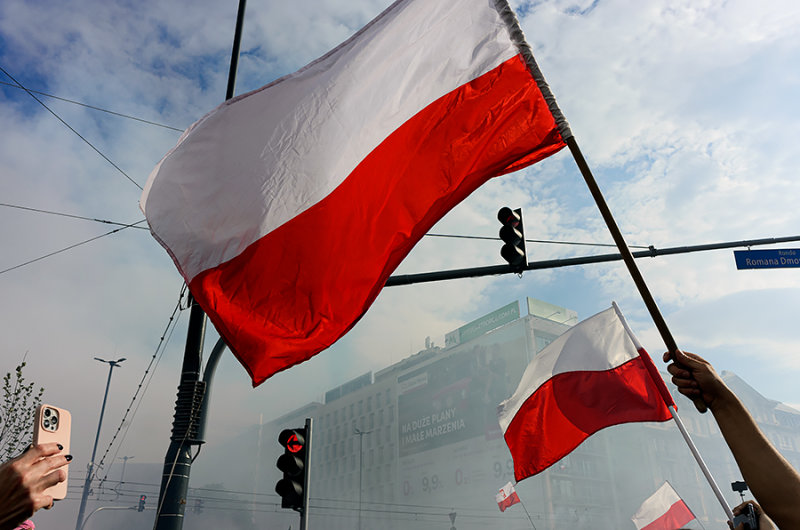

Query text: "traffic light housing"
[138, 494, 146, 512]
[276, 427, 309, 513]
[498, 207, 526, 271]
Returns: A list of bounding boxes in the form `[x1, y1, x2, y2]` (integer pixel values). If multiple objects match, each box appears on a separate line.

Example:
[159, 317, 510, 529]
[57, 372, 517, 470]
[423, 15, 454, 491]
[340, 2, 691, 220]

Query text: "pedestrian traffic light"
[275, 427, 309, 513]
[497, 207, 526, 271]
[138, 494, 146, 512]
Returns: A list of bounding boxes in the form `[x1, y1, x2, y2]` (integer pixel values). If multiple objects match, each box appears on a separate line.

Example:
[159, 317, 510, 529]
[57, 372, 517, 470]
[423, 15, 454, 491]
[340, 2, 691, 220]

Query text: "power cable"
[0, 65, 143, 190]
[92, 285, 187, 489]
[0, 202, 148, 230]
[2, 201, 639, 250]
[0, 80, 184, 131]
[0, 220, 146, 276]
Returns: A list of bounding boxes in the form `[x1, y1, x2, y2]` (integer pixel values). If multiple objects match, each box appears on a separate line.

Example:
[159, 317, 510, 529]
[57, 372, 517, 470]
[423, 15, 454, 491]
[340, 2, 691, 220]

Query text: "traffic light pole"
[299, 417, 312, 530]
[385, 234, 800, 287]
[154, 1, 247, 528]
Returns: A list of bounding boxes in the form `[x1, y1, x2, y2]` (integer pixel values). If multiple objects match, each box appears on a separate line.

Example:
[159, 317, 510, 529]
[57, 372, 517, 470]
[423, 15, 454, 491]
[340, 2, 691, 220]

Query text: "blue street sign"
[734, 249, 800, 270]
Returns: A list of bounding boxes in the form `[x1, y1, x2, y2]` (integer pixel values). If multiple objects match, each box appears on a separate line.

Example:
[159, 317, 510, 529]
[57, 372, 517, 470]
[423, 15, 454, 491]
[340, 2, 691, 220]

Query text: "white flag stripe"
[141, 0, 518, 281]
[498, 307, 640, 431]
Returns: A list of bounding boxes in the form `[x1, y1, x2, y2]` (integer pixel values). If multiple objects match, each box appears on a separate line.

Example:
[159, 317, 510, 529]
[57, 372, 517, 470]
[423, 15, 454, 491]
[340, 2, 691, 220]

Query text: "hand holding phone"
[0, 439, 71, 528]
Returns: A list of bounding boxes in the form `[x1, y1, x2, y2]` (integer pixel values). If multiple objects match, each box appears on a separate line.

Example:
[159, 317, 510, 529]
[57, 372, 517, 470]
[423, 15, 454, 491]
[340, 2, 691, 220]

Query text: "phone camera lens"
[44, 409, 51, 417]
[51, 416, 58, 426]
[43, 419, 51, 429]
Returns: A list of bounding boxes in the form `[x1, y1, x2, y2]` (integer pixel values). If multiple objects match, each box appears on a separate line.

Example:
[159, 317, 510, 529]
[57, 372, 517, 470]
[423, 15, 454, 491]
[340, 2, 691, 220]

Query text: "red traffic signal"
[276, 426, 310, 512]
[497, 207, 526, 271]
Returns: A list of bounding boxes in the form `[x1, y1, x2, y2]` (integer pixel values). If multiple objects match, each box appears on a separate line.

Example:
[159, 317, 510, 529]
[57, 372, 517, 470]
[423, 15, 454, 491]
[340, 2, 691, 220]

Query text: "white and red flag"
[141, 0, 569, 385]
[497, 303, 675, 481]
[632, 482, 695, 530]
[496, 481, 521, 512]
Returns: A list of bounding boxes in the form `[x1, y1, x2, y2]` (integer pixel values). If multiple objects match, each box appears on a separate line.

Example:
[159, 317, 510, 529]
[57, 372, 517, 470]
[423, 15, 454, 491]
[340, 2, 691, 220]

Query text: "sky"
[2, 0, 800, 518]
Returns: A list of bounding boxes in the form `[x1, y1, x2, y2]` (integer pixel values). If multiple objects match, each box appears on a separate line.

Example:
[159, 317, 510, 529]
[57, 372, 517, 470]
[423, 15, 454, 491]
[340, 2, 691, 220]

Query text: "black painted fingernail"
[65, 454, 73, 462]
[57, 444, 63, 450]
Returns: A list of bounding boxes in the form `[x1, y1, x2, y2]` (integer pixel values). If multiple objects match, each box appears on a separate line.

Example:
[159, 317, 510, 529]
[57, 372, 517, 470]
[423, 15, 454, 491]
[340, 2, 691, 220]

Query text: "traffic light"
[193, 498, 204, 514]
[497, 207, 526, 271]
[138, 494, 146, 512]
[275, 427, 309, 512]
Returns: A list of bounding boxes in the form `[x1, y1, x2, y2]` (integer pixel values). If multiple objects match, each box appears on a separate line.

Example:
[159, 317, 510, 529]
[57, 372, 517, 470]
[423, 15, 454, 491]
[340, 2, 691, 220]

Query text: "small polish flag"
[496, 481, 521, 512]
[632, 482, 695, 530]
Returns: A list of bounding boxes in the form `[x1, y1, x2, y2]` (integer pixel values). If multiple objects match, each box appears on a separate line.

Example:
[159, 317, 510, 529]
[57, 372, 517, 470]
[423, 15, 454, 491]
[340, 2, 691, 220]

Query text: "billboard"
[396, 317, 531, 510]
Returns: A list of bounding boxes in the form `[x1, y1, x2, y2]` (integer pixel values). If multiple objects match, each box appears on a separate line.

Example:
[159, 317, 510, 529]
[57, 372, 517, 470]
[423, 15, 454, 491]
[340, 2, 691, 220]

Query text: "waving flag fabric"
[498, 304, 675, 481]
[632, 482, 695, 530]
[141, 0, 569, 386]
[496, 481, 521, 512]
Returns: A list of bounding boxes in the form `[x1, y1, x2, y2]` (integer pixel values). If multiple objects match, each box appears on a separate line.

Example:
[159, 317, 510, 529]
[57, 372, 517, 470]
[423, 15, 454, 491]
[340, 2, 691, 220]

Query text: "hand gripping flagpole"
[614, 303, 735, 523]
[494, 0, 707, 417]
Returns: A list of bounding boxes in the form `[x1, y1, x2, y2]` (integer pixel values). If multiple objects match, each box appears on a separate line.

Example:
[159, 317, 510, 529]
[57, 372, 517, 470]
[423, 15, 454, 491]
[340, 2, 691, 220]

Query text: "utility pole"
[153, 1, 247, 528]
[75, 357, 125, 530]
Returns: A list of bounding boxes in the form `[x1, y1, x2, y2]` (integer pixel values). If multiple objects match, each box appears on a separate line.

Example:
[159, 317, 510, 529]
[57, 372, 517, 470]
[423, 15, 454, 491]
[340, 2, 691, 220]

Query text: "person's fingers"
[675, 349, 707, 369]
[33, 492, 55, 512]
[20, 442, 63, 465]
[666, 364, 693, 379]
[39, 467, 67, 491]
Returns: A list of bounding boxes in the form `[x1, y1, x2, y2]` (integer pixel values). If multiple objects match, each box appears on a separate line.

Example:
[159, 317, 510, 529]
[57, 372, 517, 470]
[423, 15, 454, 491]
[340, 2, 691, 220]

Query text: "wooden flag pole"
[565, 136, 708, 414]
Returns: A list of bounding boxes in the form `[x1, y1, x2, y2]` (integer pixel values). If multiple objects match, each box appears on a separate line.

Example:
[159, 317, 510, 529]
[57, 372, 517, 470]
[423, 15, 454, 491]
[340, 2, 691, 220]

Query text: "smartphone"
[32, 404, 71, 500]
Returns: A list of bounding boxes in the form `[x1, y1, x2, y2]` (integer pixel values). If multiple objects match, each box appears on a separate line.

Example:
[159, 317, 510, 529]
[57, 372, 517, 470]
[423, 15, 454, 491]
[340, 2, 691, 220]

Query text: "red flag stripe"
[503, 357, 672, 481]
[190, 54, 565, 385]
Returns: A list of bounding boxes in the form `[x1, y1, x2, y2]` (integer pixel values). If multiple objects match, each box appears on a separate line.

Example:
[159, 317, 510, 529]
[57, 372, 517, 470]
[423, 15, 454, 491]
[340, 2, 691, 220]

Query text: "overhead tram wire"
[0, 202, 148, 230]
[0, 80, 184, 132]
[0, 65, 143, 190]
[0, 219, 147, 276]
[1, 202, 641, 250]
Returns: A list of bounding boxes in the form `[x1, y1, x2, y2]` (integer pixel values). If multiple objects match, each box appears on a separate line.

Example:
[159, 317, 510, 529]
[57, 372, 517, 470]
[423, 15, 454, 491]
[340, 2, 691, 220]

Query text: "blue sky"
[2, 0, 800, 485]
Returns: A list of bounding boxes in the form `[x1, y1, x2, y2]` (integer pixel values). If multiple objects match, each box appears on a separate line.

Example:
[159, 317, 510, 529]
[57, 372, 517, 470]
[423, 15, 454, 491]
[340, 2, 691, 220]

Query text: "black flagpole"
[154, 1, 247, 528]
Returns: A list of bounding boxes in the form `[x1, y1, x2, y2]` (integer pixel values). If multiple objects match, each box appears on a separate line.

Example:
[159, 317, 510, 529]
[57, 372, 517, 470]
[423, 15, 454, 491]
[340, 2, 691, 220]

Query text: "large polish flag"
[141, 0, 569, 386]
[632, 482, 695, 530]
[497, 303, 675, 481]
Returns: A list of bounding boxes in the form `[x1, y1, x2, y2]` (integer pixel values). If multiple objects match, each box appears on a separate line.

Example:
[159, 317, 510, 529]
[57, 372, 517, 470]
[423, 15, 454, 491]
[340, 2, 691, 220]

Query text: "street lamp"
[115, 455, 135, 500]
[75, 357, 125, 530]
[354, 427, 373, 530]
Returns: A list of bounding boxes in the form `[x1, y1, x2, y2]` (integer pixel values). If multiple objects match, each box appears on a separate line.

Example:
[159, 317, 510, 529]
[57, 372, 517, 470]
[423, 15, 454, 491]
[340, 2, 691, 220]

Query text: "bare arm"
[665, 350, 800, 529]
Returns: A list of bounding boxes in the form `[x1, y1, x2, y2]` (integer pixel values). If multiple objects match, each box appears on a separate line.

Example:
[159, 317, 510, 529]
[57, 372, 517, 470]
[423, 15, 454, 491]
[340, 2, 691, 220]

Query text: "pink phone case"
[32, 404, 71, 500]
